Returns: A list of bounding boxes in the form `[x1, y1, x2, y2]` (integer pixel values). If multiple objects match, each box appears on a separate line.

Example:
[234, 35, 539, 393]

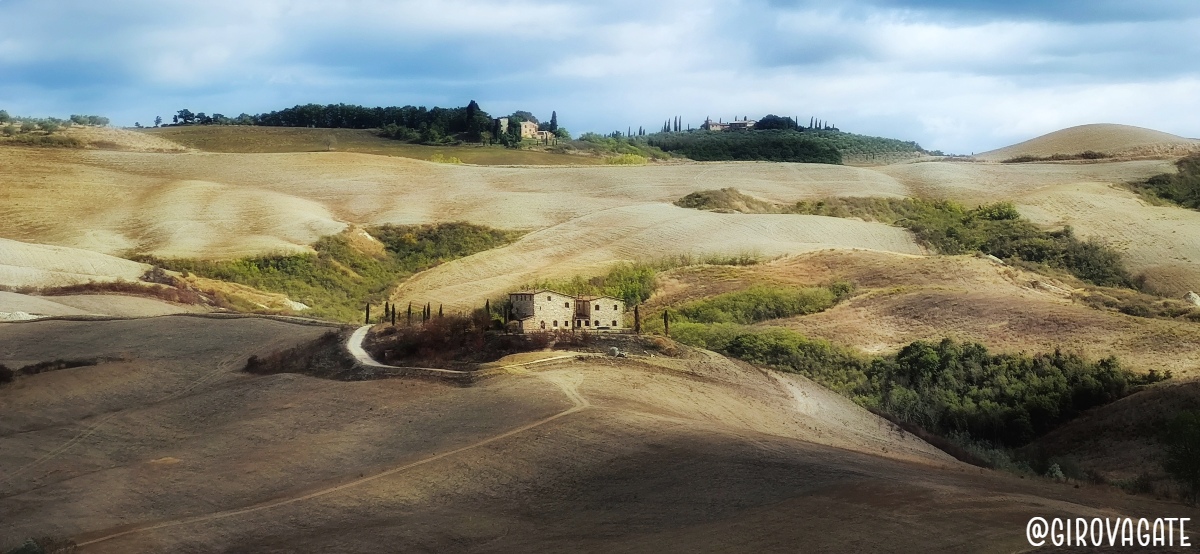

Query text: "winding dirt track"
[76, 367, 591, 547]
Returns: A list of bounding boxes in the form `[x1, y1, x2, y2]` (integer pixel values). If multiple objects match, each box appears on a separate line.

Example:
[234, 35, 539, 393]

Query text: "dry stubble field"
[3, 317, 1197, 553]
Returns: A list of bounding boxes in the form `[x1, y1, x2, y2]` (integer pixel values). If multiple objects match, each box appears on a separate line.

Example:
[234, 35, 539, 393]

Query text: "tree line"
[0, 110, 109, 137]
[162, 102, 568, 146]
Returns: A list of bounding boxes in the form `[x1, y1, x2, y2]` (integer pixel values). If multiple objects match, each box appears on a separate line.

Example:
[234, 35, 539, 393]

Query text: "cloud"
[0, 0, 1197, 152]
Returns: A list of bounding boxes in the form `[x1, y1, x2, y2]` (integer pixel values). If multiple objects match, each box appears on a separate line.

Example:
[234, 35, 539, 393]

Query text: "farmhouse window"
[564, 302, 570, 308]
[611, 320, 617, 327]
[594, 304, 600, 310]
[594, 320, 599, 327]
[548, 295, 552, 301]
[540, 321, 545, 329]
[613, 304, 618, 310]
[553, 320, 558, 327]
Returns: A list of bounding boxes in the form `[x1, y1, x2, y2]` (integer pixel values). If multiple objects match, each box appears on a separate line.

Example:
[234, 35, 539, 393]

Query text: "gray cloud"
[1, 0, 1197, 152]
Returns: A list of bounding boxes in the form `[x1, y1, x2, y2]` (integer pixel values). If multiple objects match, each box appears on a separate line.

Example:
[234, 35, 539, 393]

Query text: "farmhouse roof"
[578, 295, 623, 302]
[510, 289, 573, 297]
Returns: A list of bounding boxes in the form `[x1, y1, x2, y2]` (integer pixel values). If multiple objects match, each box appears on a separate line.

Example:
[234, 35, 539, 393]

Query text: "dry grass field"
[4, 124, 1195, 298]
[645, 251, 1200, 377]
[3, 317, 1196, 553]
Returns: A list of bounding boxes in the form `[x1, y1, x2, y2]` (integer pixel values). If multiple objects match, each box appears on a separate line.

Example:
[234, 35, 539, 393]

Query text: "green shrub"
[1129, 153, 1200, 210]
[662, 323, 1163, 448]
[1002, 151, 1110, 163]
[674, 285, 837, 324]
[1163, 410, 1200, 502]
[647, 129, 843, 164]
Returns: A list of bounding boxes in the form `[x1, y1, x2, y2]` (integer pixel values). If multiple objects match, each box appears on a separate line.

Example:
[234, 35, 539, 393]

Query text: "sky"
[1, 0, 1198, 153]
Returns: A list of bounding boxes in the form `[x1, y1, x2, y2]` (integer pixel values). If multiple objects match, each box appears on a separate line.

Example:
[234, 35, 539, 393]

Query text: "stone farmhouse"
[508, 290, 626, 332]
[492, 117, 546, 139]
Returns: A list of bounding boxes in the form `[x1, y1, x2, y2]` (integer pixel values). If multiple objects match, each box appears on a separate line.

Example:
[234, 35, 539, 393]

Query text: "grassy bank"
[789, 197, 1132, 287]
[676, 189, 1134, 288]
[1128, 153, 1200, 210]
[139, 223, 520, 321]
[519, 253, 762, 308]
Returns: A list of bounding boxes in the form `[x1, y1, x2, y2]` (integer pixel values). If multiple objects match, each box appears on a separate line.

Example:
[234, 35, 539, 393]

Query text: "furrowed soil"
[2, 316, 1195, 553]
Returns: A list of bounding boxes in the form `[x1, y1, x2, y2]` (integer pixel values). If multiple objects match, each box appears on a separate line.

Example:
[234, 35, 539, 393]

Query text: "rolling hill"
[976, 123, 1200, 161]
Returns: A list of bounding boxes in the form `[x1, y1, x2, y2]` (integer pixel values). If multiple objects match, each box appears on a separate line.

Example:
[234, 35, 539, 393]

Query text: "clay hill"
[976, 123, 1200, 161]
[2, 122, 1200, 551]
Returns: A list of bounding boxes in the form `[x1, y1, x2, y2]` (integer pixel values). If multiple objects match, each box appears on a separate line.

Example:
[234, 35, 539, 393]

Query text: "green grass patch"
[604, 153, 648, 165]
[137, 223, 520, 322]
[519, 253, 763, 308]
[786, 197, 1133, 288]
[672, 283, 852, 325]
[1127, 153, 1200, 210]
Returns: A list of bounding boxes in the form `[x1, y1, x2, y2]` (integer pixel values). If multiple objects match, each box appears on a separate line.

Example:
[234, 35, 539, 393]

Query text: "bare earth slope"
[976, 123, 1200, 161]
[0, 291, 207, 319]
[1, 317, 1194, 552]
[0, 237, 150, 288]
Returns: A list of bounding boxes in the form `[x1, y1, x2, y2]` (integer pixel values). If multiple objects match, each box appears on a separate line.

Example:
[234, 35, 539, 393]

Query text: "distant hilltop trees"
[161, 102, 568, 146]
[0, 109, 109, 140]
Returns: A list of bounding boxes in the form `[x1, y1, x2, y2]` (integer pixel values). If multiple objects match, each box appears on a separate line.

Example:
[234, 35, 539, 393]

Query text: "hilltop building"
[492, 117, 546, 139]
[702, 116, 756, 131]
[508, 290, 626, 332]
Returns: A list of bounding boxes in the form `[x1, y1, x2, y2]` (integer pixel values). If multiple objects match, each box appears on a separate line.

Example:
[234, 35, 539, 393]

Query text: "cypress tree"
[365, 303, 370, 324]
[438, 304, 443, 318]
[549, 110, 557, 132]
[407, 302, 412, 326]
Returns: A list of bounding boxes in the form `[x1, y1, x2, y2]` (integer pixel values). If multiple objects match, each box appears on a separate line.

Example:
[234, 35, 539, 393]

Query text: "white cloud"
[1, 0, 1197, 152]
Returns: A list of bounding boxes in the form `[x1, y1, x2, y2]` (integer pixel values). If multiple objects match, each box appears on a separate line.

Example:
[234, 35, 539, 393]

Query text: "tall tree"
[154, 115, 162, 127]
[549, 111, 558, 132]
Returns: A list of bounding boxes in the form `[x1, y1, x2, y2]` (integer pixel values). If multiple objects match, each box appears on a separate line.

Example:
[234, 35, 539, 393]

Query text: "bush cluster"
[789, 197, 1134, 287]
[672, 283, 851, 325]
[1129, 153, 1200, 210]
[1001, 151, 1110, 163]
[647, 129, 843, 164]
[664, 323, 1165, 448]
[140, 223, 520, 322]
[365, 313, 594, 367]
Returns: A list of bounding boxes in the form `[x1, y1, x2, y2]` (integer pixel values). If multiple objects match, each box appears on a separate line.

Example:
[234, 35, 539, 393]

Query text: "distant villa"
[701, 116, 756, 132]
